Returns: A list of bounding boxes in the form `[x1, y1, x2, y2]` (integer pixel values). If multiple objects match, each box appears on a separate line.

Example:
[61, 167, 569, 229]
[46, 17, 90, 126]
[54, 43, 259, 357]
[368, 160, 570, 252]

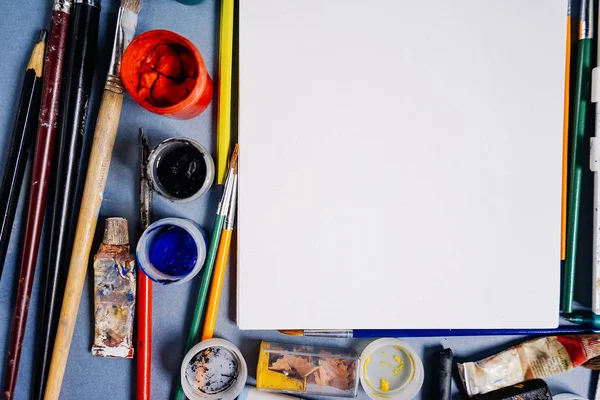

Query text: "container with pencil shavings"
[256, 341, 360, 398]
[92, 218, 136, 358]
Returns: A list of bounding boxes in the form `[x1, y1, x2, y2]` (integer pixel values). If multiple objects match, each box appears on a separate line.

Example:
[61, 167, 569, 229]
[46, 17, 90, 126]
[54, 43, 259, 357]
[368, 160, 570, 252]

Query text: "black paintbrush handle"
[0, 31, 46, 281]
[37, 2, 99, 397]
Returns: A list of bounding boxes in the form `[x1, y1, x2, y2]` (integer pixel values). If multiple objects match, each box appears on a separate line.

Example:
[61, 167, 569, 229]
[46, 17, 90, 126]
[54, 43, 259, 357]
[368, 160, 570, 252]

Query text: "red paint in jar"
[121, 30, 212, 120]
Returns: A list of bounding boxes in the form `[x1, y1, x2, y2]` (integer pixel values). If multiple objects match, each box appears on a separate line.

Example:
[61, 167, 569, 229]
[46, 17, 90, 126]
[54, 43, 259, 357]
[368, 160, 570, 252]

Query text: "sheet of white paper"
[237, 0, 564, 329]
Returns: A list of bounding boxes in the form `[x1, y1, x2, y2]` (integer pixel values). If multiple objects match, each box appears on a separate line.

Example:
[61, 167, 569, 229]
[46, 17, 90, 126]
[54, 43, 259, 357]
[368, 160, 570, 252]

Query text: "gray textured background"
[0, 0, 595, 399]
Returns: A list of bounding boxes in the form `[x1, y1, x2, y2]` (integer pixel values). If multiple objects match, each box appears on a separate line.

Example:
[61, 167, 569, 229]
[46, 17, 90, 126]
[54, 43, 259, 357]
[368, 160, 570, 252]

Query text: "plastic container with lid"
[256, 341, 360, 398]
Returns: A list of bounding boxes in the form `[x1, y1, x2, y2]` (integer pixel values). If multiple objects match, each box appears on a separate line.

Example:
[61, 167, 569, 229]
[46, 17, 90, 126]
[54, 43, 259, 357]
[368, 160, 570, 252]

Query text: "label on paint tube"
[458, 335, 600, 396]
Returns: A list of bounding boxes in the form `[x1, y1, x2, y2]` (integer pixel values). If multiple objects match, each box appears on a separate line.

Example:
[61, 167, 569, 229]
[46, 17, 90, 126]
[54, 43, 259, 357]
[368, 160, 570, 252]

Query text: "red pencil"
[2, 1, 73, 398]
[138, 129, 153, 399]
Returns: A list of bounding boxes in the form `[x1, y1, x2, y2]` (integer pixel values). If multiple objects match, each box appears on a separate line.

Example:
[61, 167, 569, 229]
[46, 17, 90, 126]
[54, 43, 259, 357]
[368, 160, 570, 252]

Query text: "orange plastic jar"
[121, 30, 212, 120]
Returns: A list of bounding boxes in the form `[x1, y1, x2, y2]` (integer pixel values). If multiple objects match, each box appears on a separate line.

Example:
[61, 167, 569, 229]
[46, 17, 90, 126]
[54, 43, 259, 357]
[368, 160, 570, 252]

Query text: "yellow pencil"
[202, 152, 237, 341]
[216, 0, 235, 184]
[562, 0, 576, 260]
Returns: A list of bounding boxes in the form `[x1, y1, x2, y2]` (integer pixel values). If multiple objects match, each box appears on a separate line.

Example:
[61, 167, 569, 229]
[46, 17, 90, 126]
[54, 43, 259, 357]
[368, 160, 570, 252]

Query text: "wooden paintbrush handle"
[44, 87, 123, 400]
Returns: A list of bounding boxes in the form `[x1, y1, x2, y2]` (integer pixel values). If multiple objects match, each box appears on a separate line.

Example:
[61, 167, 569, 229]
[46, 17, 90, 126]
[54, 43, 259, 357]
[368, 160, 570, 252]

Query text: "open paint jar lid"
[147, 137, 215, 203]
[136, 217, 207, 284]
[181, 338, 248, 400]
[359, 339, 424, 400]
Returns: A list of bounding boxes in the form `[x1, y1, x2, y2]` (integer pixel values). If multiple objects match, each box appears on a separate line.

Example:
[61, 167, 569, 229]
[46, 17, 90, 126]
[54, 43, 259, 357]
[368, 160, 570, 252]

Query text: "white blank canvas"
[237, 0, 565, 329]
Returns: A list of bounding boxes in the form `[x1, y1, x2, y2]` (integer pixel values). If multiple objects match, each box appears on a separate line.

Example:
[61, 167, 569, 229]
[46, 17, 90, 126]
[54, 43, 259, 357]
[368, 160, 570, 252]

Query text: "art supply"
[29, 2, 74, 399]
[564, 313, 600, 328]
[437, 349, 453, 400]
[44, 0, 141, 397]
[458, 335, 600, 396]
[256, 341, 359, 397]
[277, 327, 593, 338]
[216, 0, 235, 184]
[592, 0, 600, 315]
[92, 218, 136, 358]
[137, 217, 207, 284]
[138, 129, 153, 399]
[238, 386, 299, 400]
[564, 0, 594, 313]
[147, 138, 215, 202]
[173, 147, 237, 400]
[0, 30, 46, 281]
[121, 29, 212, 119]
[0, 30, 48, 400]
[238, 0, 564, 330]
[180, 338, 248, 400]
[358, 338, 424, 400]
[563, 0, 578, 261]
[202, 145, 238, 341]
[471, 379, 552, 399]
[177, 0, 203, 5]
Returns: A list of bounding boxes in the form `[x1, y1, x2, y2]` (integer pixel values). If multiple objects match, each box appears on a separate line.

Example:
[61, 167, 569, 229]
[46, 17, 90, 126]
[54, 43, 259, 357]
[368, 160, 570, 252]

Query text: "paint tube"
[91, 218, 136, 358]
[458, 335, 600, 396]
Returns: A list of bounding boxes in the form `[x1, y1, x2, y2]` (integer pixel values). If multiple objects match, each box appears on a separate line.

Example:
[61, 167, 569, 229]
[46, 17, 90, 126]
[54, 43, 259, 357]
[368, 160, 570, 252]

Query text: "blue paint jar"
[137, 218, 207, 284]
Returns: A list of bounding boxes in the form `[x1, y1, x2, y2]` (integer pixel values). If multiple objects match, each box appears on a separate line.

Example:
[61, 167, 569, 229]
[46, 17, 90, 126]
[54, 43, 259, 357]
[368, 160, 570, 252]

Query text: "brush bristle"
[121, 0, 141, 13]
[229, 144, 239, 174]
[278, 330, 304, 336]
[583, 355, 600, 370]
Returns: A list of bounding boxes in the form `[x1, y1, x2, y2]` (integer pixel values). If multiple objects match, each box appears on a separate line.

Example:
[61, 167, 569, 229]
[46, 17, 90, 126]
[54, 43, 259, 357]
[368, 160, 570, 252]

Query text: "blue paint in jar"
[148, 226, 198, 277]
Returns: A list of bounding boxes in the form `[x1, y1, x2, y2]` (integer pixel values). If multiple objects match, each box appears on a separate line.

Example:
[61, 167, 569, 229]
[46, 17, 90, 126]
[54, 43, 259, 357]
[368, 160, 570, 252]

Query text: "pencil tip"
[37, 30, 48, 43]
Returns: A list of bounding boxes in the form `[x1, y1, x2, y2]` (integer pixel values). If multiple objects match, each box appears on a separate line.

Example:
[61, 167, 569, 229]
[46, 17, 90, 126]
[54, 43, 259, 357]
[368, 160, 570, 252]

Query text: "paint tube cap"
[359, 338, 424, 400]
[103, 218, 129, 246]
[181, 338, 248, 400]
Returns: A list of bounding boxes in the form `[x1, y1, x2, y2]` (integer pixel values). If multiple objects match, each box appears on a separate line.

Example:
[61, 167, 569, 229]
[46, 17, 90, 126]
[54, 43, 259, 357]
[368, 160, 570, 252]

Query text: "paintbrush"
[0, 30, 48, 400]
[44, 0, 141, 398]
[35, 0, 100, 398]
[137, 128, 153, 400]
[0, 30, 46, 282]
[278, 326, 594, 338]
[202, 145, 238, 341]
[23, 4, 73, 400]
[174, 145, 238, 400]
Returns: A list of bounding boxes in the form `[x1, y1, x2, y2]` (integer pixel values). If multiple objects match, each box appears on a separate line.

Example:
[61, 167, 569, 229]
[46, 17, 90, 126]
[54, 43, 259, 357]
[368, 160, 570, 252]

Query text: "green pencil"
[563, 313, 600, 329]
[563, 0, 594, 313]
[174, 145, 238, 400]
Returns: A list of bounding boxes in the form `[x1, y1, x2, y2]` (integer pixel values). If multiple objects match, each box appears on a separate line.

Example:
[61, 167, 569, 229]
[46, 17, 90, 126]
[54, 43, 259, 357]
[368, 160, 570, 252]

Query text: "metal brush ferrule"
[106, 6, 139, 93]
[217, 171, 234, 216]
[581, 0, 594, 39]
[53, 0, 73, 12]
[225, 176, 238, 229]
[304, 330, 353, 338]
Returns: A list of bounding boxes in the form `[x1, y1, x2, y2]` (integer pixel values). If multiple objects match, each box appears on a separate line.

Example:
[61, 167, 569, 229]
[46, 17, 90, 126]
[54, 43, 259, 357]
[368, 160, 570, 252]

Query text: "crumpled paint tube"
[91, 218, 136, 358]
[458, 335, 600, 396]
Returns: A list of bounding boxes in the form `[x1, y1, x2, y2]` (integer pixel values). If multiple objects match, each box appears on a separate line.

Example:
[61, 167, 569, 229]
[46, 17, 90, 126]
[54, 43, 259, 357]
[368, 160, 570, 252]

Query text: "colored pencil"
[137, 128, 153, 400]
[0, 30, 46, 282]
[202, 150, 238, 341]
[592, 0, 600, 315]
[27, 5, 73, 399]
[278, 326, 594, 338]
[174, 145, 238, 400]
[563, 0, 594, 313]
[562, 0, 577, 261]
[44, 1, 141, 398]
[0, 30, 48, 400]
[216, 0, 235, 184]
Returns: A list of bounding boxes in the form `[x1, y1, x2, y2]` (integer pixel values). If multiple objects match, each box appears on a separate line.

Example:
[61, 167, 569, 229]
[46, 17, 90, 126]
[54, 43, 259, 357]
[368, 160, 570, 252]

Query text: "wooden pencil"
[0, 30, 47, 400]
[0, 30, 46, 282]
[563, 0, 594, 313]
[216, 0, 235, 184]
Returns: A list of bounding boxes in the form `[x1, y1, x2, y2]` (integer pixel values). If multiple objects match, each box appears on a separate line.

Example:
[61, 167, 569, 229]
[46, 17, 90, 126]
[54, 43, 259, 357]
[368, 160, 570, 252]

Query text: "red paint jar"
[121, 30, 212, 119]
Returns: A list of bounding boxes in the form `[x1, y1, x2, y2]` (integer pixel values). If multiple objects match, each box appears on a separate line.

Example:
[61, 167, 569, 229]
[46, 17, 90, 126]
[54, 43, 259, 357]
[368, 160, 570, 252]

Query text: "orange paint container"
[121, 30, 212, 119]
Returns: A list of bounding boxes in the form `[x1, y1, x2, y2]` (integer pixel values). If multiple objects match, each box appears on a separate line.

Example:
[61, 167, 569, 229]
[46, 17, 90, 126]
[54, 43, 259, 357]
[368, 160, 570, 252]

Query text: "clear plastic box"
[256, 341, 360, 398]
